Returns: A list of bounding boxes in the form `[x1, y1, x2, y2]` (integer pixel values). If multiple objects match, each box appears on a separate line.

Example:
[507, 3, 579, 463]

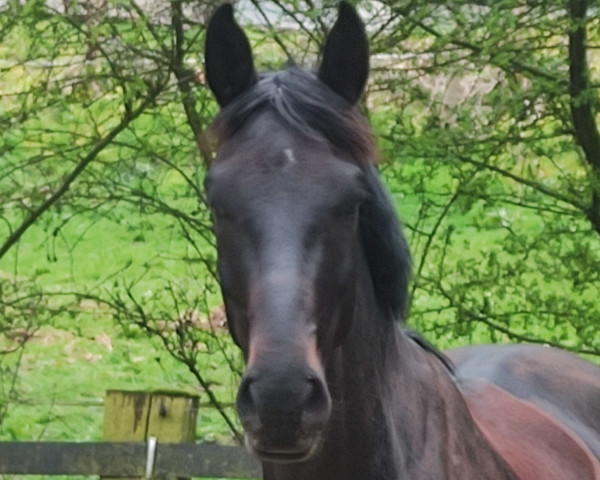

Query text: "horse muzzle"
[236, 364, 332, 463]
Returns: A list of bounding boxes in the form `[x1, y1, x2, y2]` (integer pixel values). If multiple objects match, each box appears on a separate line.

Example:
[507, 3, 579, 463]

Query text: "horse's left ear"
[318, 2, 369, 105]
[205, 4, 257, 107]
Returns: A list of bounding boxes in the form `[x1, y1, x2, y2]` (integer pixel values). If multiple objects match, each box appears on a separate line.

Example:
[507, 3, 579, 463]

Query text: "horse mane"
[405, 330, 456, 374]
[360, 164, 412, 322]
[211, 66, 411, 323]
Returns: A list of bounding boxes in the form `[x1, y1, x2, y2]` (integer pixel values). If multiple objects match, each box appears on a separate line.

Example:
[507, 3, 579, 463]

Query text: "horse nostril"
[237, 374, 258, 419]
[303, 374, 331, 415]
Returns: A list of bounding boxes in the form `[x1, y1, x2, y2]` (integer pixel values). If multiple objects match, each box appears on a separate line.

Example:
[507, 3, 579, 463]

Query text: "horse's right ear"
[318, 2, 369, 105]
[205, 4, 257, 107]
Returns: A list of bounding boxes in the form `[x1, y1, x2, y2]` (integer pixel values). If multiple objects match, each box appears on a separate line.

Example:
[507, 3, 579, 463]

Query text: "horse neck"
[325, 277, 519, 480]
[264, 266, 518, 480]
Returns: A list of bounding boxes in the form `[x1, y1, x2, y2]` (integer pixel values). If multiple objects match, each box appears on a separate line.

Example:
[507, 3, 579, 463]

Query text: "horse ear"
[318, 2, 369, 105]
[205, 4, 257, 107]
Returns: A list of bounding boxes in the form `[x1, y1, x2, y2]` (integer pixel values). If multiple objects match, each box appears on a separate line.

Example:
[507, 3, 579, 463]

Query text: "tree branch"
[0, 89, 162, 262]
[409, 18, 564, 86]
[567, 0, 600, 232]
[170, 0, 213, 168]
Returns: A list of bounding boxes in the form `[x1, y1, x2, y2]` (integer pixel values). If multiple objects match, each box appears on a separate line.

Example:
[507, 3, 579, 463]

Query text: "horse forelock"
[211, 67, 376, 164]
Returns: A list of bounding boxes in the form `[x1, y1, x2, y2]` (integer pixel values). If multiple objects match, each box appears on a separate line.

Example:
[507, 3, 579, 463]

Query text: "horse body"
[203, 3, 600, 479]
[450, 344, 600, 479]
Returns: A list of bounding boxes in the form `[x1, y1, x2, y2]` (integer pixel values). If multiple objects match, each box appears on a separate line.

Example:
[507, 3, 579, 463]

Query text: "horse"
[203, 3, 600, 479]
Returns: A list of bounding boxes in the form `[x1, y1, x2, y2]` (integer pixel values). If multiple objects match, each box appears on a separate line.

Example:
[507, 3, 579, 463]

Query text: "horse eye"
[211, 207, 234, 224]
[332, 203, 360, 219]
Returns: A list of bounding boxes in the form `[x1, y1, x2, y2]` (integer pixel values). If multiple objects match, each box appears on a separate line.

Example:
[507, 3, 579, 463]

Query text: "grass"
[0, 190, 239, 444]
[0, 28, 236, 453]
[1, 309, 240, 440]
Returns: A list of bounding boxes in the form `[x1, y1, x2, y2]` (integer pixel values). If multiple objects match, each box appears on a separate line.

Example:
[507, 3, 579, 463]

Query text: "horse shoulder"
[459, 378, 600, 480]
[447, 344, 600, 479]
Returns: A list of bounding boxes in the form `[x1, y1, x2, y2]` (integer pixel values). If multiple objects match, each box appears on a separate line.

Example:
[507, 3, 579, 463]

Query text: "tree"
[364, 0, 600, 353]
[0, 0, 233, 436]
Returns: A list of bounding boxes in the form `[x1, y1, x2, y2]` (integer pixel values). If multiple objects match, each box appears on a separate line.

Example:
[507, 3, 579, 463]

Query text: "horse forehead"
[212, 142, 359, 202]
[209, 111, 365, 212]
[218, 107, 341, 166]
[225, 133, 333, 173]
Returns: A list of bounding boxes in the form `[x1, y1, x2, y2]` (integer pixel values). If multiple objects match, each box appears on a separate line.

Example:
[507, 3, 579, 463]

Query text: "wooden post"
[103, 390, 199, 479]
[103, 391, 152, 442]
[147, 391, 198, 443]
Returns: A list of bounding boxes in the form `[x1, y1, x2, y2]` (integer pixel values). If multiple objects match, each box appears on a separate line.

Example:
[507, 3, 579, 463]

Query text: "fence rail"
[0, 441, 261, 479]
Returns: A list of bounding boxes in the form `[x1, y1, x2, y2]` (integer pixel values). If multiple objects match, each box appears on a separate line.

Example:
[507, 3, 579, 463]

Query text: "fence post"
[103, 390, 199, 479]
[103, 391, 152, 443]
[146, 391, 199, 443]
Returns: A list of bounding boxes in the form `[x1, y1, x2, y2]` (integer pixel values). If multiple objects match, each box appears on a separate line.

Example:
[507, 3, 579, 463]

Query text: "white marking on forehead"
[284, 148, 297, 164]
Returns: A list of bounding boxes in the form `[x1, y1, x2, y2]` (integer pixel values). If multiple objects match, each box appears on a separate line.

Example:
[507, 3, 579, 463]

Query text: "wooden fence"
[0, 390, 261, 479]
[0, 441, 260, 478]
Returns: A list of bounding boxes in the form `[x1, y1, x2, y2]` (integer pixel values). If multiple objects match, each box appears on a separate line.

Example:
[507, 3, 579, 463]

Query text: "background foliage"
[0, 0, 599, 444]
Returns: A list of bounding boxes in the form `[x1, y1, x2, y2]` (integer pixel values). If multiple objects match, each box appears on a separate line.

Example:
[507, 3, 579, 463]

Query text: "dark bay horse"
[203, 3, 600, 479]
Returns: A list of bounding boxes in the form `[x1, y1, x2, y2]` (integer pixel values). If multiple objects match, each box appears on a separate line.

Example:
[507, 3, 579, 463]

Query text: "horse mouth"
[246, 436, 320, 463]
